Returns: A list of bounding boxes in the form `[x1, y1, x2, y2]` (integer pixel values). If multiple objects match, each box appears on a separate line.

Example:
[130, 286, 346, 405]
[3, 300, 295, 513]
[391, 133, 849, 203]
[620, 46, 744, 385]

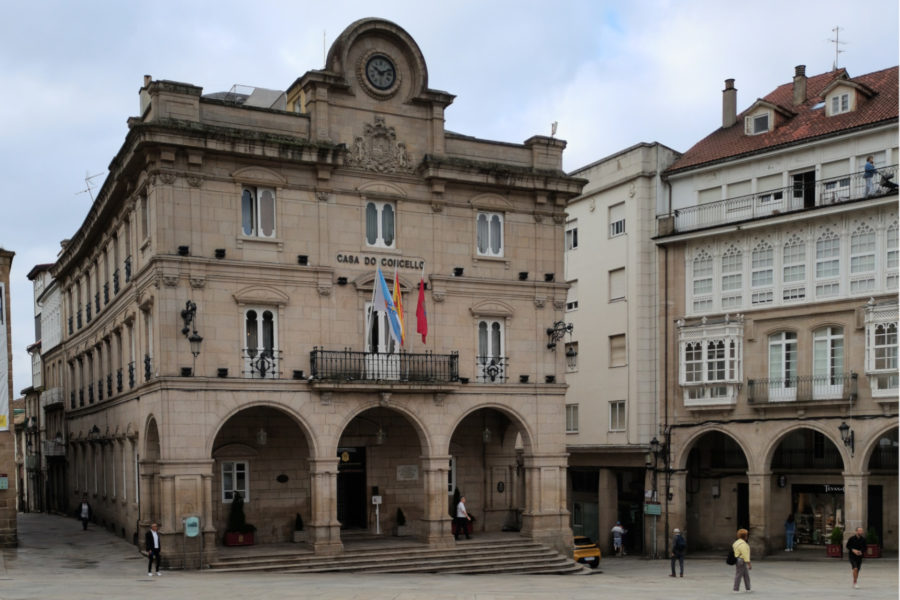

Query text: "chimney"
[722, 78, 737, 128]
[793, 65, 807, 106]
[140, 74, 152, 116]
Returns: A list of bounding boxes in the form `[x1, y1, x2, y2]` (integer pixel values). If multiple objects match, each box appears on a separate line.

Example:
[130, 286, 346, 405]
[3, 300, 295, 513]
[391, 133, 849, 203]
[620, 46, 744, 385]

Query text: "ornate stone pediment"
[347, 116, 413, 174]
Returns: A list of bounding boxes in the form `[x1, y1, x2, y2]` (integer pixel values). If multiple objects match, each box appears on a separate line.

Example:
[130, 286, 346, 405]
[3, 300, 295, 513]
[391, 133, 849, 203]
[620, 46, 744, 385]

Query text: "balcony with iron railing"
[476, 356, 509, 383]
[242, 348, 283, 379]
[747, 372, 857, 406]
[660, 165, 898, 235]
[309, 348, 459, 390]
[40, 387, 64, 410]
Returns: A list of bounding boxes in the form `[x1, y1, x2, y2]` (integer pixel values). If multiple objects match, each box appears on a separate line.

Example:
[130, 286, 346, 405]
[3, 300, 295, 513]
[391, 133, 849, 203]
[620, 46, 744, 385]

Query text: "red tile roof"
[666, 66, 898, 174]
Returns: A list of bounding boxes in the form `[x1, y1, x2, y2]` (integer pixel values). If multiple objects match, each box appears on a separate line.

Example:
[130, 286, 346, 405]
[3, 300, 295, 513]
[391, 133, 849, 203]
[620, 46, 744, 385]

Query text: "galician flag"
[392, 268, 405, 346]
[372, 266, 403, 347]
[416, 271, 428, 343]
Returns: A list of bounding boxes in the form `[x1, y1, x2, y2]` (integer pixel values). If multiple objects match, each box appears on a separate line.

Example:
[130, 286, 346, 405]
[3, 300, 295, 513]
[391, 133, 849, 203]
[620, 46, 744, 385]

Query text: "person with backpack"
[670, 528, 687, 577]
[732, 528, 752, 592]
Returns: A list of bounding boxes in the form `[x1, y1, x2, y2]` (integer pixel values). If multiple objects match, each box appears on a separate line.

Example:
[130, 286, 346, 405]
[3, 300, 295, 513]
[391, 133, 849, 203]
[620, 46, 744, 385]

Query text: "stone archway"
[863, 427, 898, 551]
[448, 407, 530, 536]
[140, 417, 162, 527]
[682, 430, 749, 550]
[210, 405, 312, 545]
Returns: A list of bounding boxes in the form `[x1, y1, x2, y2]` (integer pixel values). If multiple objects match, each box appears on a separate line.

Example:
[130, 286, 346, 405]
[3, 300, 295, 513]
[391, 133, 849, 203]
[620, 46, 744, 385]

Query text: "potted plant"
[826, 526, 843, 558]
[393, 508, 410, 537]
[865, 527, 881, 558]
[292, 513, 307, 543]
[223, 492, 256, 546]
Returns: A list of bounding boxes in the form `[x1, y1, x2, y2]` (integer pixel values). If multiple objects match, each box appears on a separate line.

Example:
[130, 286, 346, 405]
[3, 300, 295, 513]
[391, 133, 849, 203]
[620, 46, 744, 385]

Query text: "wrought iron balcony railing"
[476, 356, 509, 383]
[747, 372, 857, 404]
[310, 348, 459, 383]
[242, 348, 282, 379]
[662, 165, 898, 234]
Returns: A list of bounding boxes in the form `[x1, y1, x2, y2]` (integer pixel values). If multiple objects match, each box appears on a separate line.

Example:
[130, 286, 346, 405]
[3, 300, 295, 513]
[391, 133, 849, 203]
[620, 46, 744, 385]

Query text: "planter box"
[292, 530, 308, 543]
[825, 543, 842, 558]
[865, 544, 881, 558]
[224, 531, 255, 546]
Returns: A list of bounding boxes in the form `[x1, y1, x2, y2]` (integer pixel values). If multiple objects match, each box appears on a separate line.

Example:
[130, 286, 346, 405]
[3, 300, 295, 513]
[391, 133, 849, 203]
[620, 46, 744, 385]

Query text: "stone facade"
[0, 248, 17, 547]
[47, 19, 583, 566]
[655, 66, 898, 556]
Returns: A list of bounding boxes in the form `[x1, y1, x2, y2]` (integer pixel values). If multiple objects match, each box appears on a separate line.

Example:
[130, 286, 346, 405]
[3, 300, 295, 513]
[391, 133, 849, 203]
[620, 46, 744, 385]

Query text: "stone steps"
[208, 539, 589, 575]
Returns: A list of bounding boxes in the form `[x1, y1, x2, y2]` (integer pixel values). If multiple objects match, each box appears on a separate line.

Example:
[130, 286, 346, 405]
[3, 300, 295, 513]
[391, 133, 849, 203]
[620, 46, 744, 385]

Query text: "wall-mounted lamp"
[838, 421, 854, 455]
[546, 320, 574, 350]
[181, 301, 204, 361]
[482, 427, 492, 444]
[256, 427, 268, 446]
[375, 427, 387, 446]
[89, 425, 101, 440]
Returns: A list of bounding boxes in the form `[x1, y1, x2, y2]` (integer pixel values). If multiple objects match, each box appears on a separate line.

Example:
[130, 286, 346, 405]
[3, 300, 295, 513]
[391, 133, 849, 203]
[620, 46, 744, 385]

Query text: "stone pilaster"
[308, 457, 342, 555]
[420, 456, 453, 547]
[520, 453, 572, 556]
[747, 472, 771, 555]
[843, 472, 868, 539]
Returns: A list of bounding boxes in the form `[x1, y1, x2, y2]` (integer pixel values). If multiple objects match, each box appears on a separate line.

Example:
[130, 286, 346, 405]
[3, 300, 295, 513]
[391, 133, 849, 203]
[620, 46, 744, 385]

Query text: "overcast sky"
[1, 0, 897, 393]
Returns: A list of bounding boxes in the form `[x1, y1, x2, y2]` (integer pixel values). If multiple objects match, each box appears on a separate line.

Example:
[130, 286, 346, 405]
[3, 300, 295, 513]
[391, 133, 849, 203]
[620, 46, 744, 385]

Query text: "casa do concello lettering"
[336, 253, 425, 270]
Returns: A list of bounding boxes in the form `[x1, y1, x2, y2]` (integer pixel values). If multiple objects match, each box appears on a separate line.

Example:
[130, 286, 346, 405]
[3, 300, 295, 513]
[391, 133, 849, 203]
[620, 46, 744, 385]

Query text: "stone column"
[159, 474, 176, 532]
[520, 453, 572, 555]
[663, 470, 687, 557]
[420, 455, 453, 547]
[308, 457, 342, 555]
[747, 471, 771, 555]
[597, 468, 617, 553]
[843, 472, 868, 539]
[201, 473, 215, 564]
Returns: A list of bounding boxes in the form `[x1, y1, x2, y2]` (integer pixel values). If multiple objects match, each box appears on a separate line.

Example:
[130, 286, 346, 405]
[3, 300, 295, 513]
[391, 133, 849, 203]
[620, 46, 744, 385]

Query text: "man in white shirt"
[455, 496, 471, 540]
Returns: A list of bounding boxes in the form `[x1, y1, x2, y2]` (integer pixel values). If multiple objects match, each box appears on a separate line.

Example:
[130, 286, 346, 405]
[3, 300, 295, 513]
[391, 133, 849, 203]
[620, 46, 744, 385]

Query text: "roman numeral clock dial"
[365, 55, 396, 91]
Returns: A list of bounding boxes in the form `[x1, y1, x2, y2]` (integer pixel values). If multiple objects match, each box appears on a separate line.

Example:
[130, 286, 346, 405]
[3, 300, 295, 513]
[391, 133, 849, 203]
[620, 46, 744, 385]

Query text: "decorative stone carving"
[552, 300, 565, 311]
[316, 191, 332, 202]
[159, 172, 176, 185]
[317, 284, 332, 297]
[346, 116, 413, 174]
[433, 393, 445, 407]
[432, 291, 445, 303]
[379, 392, 392, 406]
[186, 175, 202, 188]
[431, 202, 444, 213]
[534, 297, 546, 309]
[320, 392, 333, 406]
[552, 213, 565, 224]
[189, 276, 206, 289]
[161, 275, 179, 287]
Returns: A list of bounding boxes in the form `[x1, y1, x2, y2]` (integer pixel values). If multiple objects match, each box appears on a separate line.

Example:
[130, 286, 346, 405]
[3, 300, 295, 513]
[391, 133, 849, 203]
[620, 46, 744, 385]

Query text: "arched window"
[476, 212, 504, 257]
[243, 308, 278, 378]
[365, 201, 395, 248]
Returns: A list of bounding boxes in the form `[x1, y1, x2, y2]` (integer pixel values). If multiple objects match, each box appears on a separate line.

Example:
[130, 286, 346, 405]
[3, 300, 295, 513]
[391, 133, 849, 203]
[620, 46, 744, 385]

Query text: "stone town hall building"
[43, 19, 584, 565]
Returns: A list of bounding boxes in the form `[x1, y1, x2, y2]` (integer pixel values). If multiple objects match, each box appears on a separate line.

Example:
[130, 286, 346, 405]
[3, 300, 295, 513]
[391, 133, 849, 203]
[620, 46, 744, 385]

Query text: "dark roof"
[666, 66, 898, 174]
[26, 263, 54, 280]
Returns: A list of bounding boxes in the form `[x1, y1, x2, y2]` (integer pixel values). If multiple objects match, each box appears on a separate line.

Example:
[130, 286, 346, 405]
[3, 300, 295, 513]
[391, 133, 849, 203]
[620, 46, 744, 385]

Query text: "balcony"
[242, 348, 282, 379]
[476, 356, 509, 383]
[661, 165, 898, 235]
[40, 387, 64, 410]
[43, 439, 66, 457]
[747, 372, 857, 406]
[310, 348, 459, 388]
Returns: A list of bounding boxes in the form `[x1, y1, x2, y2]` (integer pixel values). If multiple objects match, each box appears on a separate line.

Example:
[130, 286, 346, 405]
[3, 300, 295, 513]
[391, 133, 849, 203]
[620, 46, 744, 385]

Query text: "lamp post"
[181, 301, 203, 374]
[839, 421, 854, 456]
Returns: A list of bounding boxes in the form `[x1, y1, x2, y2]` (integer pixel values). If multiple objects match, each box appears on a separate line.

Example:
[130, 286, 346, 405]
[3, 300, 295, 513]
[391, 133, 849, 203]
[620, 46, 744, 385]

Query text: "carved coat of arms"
[347, 116, 413, 173]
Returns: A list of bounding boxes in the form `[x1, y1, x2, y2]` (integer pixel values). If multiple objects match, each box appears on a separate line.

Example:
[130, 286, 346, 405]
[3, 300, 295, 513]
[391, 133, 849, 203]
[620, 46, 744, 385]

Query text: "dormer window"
[745, 112, 769, 135]
[830, 92, 850, 115]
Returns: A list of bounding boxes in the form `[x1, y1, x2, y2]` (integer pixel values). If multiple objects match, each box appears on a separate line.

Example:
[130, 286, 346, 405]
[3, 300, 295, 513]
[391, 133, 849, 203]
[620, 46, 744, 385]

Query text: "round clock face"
[365, 55, 396, 90]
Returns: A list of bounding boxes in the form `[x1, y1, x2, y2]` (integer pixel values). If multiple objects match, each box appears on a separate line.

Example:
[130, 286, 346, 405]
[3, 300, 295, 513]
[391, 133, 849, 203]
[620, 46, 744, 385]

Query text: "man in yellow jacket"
[732, 528, 751, 592]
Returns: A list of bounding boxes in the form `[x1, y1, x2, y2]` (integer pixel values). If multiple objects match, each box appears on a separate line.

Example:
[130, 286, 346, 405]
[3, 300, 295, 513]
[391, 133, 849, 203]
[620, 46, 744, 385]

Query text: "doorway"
[737, 482, 749, 530]
[337, 446, 367, 529]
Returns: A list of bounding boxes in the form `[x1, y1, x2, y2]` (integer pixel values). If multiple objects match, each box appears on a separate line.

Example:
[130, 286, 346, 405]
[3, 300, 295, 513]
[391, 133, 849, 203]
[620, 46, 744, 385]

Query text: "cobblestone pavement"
[1, 513, 897, 600]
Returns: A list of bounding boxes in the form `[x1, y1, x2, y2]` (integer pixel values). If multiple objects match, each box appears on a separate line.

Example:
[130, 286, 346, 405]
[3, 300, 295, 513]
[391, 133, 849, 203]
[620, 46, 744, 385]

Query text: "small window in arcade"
[771, 430, 843, 470]
[570, 469, 599, 494]
[868, 431, 898, 471]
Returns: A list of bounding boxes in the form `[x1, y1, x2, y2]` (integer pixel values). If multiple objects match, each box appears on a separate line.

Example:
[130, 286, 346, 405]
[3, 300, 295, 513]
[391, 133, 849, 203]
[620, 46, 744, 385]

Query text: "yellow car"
[573, 536, 602, 568]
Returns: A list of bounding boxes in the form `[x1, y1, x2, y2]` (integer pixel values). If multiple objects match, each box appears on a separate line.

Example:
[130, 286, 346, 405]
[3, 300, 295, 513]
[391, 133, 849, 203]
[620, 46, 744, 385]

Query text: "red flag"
[416, 276, 428, 343]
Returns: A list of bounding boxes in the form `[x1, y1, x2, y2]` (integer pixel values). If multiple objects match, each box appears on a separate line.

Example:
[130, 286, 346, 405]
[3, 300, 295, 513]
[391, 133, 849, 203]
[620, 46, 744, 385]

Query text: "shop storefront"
[791, 483, 844, 545]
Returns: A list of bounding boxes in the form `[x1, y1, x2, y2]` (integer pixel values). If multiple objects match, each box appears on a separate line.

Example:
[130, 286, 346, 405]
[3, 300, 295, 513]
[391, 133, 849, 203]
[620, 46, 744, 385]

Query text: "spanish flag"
[392, 268, 405, 346]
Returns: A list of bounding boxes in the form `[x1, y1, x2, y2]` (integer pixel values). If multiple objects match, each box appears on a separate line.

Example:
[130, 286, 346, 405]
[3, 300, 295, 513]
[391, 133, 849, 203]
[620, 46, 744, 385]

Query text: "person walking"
[145, 522, 162, 576]
[454, 496, 471, 540]
[784, 514, 796, 551]
[670, 528, 686, 577]
[611, 521, 627, 557]
[732, 528, 751, 593]
[847, 527, 866, 589]
[864, 156, 876, 197]
[78, 495, 92, 531]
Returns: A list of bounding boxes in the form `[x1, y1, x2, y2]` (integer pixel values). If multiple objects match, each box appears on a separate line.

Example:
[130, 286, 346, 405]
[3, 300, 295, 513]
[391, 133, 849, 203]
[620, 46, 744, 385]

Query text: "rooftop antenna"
[76, 171, 104, 202]
[829, 26, 846, 71]
[323, 30, 326, 65]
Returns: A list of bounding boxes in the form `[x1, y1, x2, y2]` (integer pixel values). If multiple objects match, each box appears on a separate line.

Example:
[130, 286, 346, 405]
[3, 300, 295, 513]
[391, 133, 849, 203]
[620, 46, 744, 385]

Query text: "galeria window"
[241, 186, 276, 238]
[678, 318, 743, 405]
[865, 302, 899, 397]
[476, 212, 503, 257]
[366, 201, 395, 248]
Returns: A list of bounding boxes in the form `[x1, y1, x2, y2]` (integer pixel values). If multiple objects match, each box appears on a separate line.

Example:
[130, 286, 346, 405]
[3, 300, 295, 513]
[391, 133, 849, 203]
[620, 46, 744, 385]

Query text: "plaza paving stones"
[1, 513, 897, 600]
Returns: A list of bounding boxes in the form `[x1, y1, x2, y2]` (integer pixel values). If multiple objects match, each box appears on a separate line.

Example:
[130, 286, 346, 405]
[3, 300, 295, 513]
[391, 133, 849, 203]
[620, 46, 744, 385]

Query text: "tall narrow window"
[782, 235, 806, 301]
[768, 331, 798, 400]
[244, 308, 277, 378]
[692, 251, 713, 312]
[366, 201, 395, 248]
[609, 267, 626, 301]
[813, 326, 844, 388]
[721, 246, 742, 309]
[365, 302, 398, 355]
[565, 226, 578, 250]
[887, 223, 899, 290]
[241, 186, 276, 238]
[565, 404, 579, 433]
[476, 319, 506, 383]
[222, 461, 248, 502]
[850, 225, 876, 293]
[815, 230, 841, 297]
[751, 242, 774, 305]
[684, 342, 703, 384]
[609, 400, 626, 431]
[476, 212, 503, 257]
[609, 334, 626, 367]
[609, 203, 625, 237]
[140, 196, 149, 240]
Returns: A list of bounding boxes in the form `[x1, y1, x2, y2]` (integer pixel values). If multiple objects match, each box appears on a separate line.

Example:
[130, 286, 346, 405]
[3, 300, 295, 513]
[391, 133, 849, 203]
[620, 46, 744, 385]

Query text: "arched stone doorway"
[140, 417, 162, 526]
[864, 427, 898, 551]
[210, 406, 312, 545]
[683, 431, 749, 550]
[448, 407, 529, 536]
[335, 406, 427, 538]
[770, 427, 846, 548]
